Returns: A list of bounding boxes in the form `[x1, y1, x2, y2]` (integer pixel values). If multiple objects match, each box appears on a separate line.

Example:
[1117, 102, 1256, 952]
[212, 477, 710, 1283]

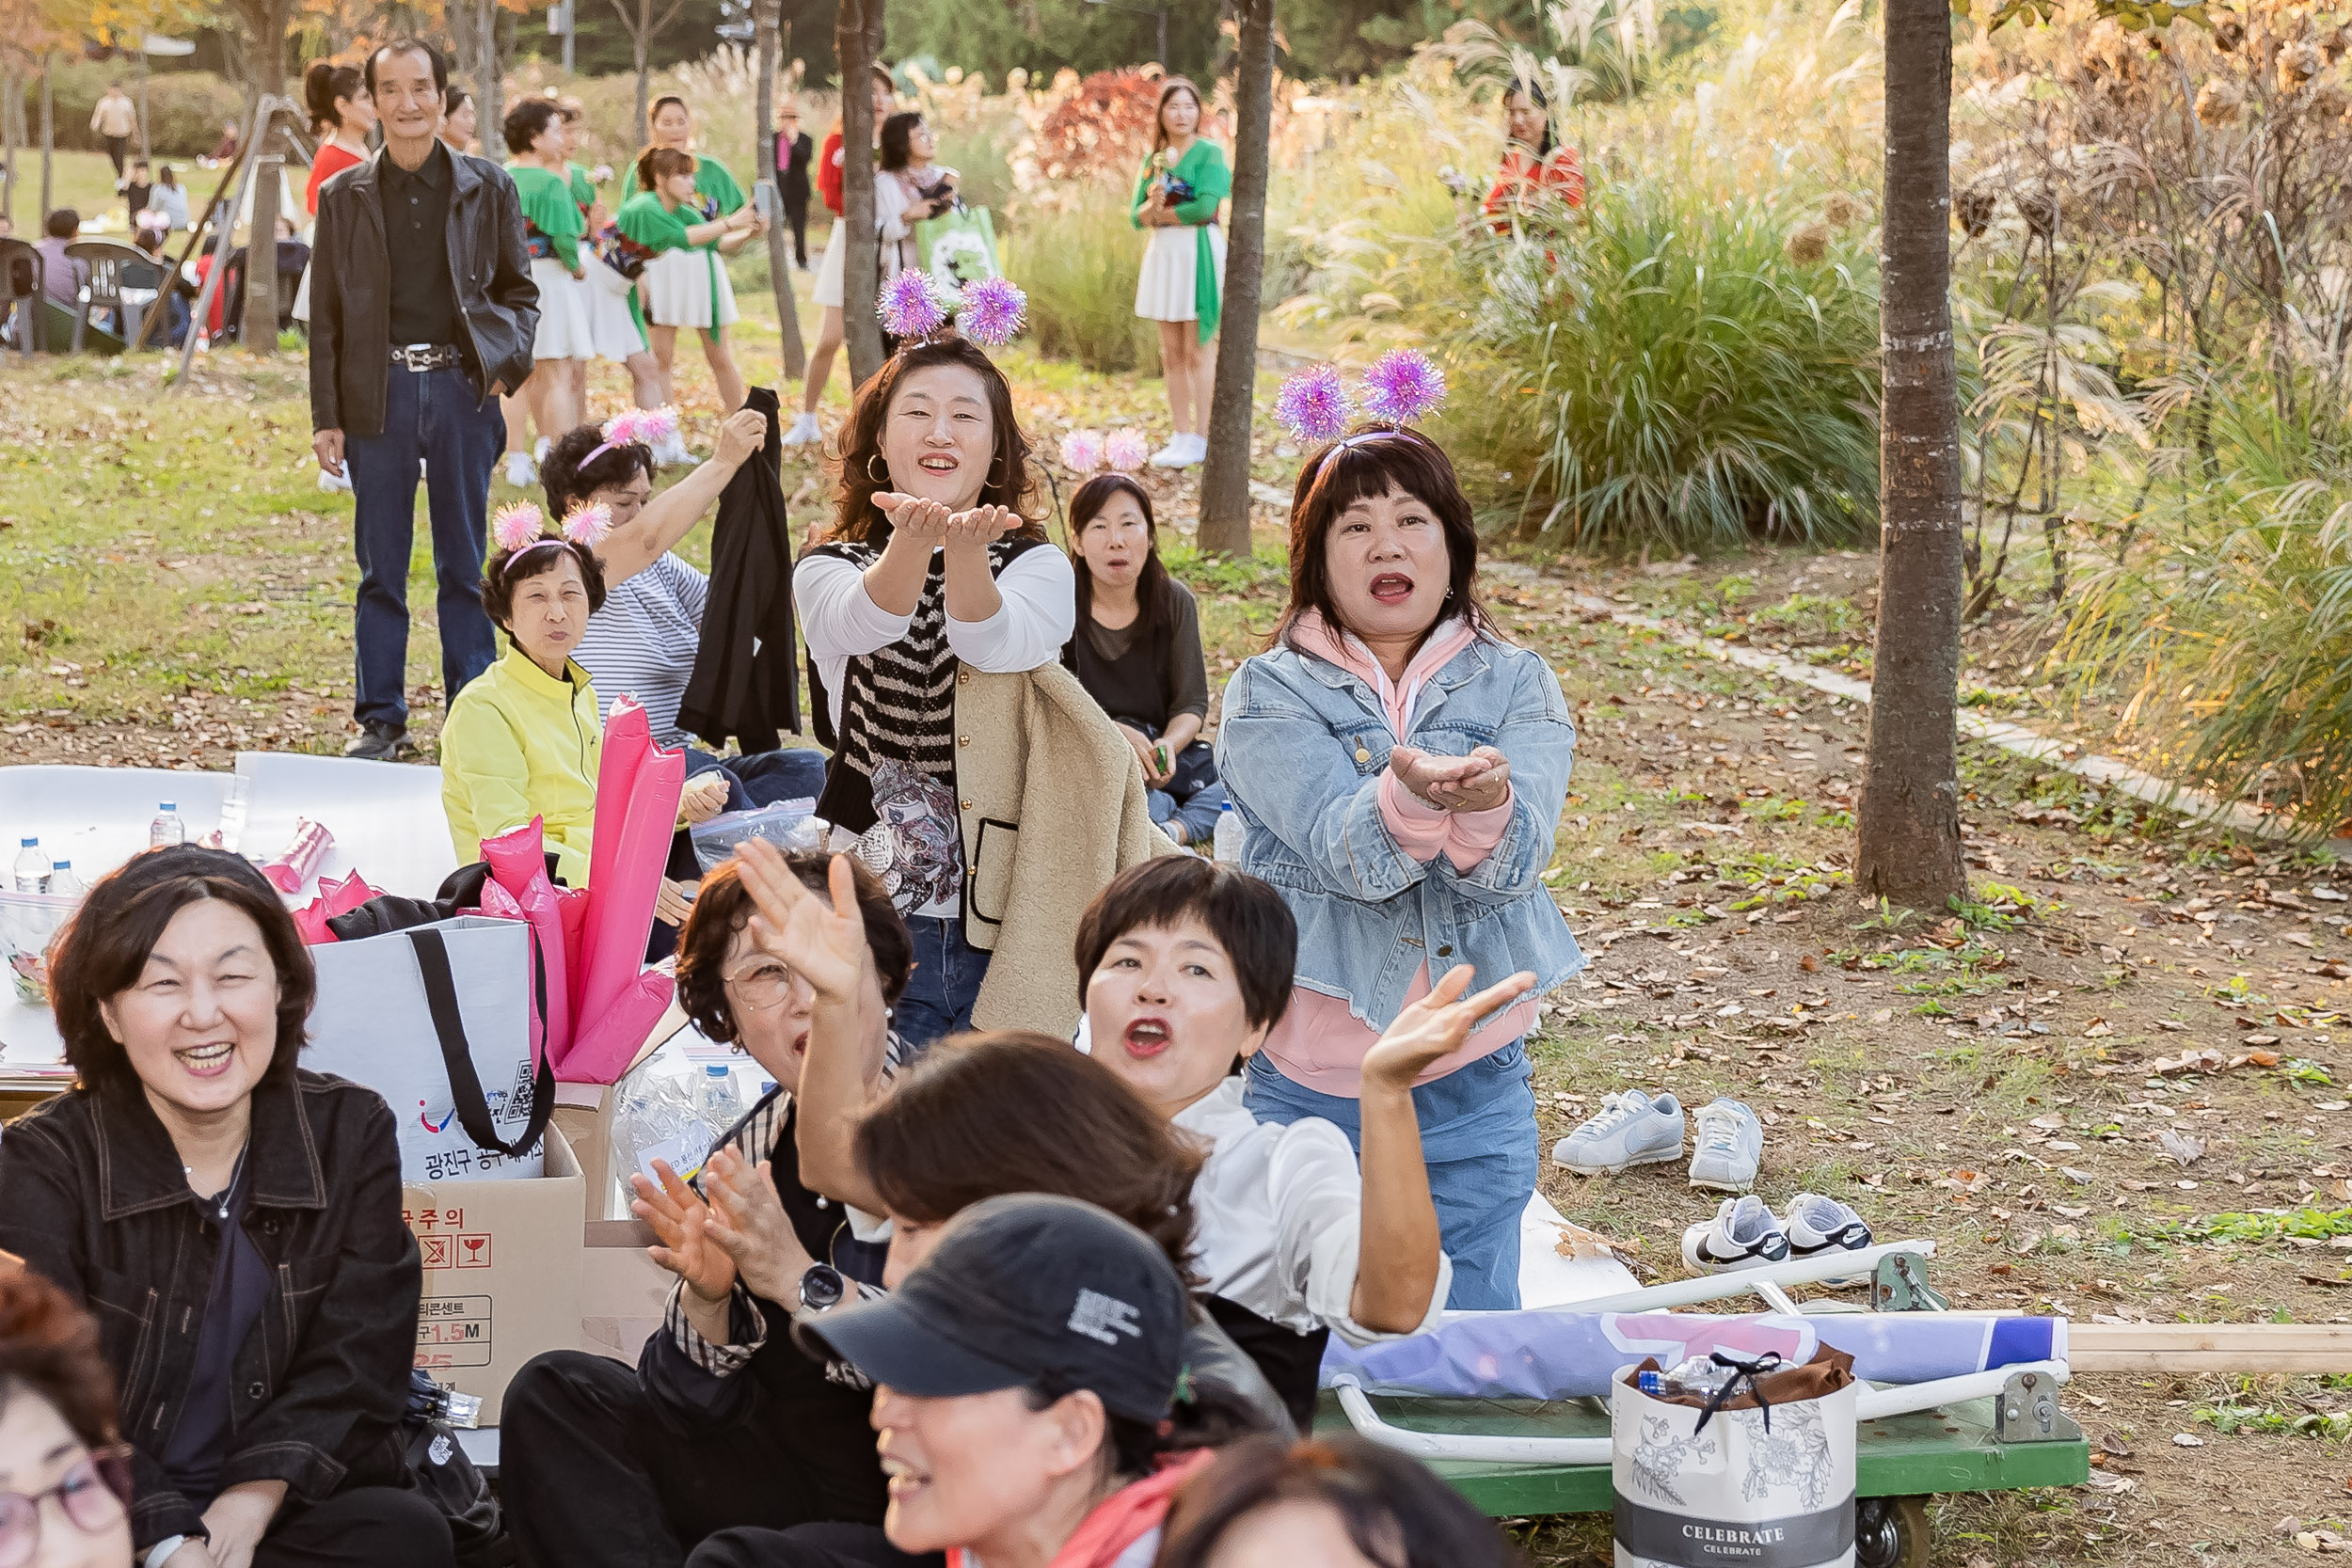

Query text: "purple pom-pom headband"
[1274, 350, 1449, 450]
[875, 272, 1029, 350]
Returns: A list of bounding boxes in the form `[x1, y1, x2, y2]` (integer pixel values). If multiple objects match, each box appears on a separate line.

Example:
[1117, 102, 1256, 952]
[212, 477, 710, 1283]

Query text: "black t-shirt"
[377, 141, 464, 349]
[1063, 576, 1210, 735]
[160, 1158, 272, 1506]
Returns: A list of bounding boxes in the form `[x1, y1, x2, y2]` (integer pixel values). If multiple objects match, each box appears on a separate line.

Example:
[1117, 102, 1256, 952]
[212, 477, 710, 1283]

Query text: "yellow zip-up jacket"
[440, 644, 604, 887]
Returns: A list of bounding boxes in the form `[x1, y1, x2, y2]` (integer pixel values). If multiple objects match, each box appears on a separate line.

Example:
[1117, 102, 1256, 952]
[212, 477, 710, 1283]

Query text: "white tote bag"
[1611, 1356, 1858, 1568]
[306, 915, 551, 1183]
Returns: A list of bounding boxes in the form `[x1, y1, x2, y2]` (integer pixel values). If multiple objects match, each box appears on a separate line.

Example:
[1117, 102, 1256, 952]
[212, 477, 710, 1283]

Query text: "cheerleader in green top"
[556, 96, 668, 424]
[628, 94, 764, 414]
[502, 100, 595, 480]
[1131, 77, 1231, 471]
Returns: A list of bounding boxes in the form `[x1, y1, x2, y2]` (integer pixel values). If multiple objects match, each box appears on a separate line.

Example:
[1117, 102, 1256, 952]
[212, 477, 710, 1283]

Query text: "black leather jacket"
[308, 146, 538, 438]
[0, 1071, 421, 1549]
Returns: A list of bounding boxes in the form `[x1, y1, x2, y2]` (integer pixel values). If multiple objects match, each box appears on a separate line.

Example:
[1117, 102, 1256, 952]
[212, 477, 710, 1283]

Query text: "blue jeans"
[1141, 736, 1228, 847]
[894, 915, 989, 1053]
[1244, 1037, 1538, 1310]
[682, 747, 830, 813]
[343, 362, 504, 729]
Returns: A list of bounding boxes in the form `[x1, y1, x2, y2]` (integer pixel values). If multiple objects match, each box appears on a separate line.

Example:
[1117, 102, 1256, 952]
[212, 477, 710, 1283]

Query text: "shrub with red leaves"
[1033, 69, 1166, 182]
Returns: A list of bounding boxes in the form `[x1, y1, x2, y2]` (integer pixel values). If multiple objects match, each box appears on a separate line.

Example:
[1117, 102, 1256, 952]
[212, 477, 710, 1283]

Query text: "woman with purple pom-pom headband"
[1273, 349, 1451, 450]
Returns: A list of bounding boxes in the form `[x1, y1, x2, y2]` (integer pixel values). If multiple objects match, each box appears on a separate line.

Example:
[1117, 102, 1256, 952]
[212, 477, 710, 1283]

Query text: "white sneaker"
[1551, 1089, 1685, 1175]
[532, 436, 551, 464]
[1782, 1193, 1874, 1285]
[1148, 436, 1190, 468]
[1682, 1195, 1791, 1275]
[503, 451, 535, 488]
[1184, 432, 1210, 465]
[782, 412, 823, 447]
[1688, 1096, 1764, 1193]
[655, 433, 694, 467]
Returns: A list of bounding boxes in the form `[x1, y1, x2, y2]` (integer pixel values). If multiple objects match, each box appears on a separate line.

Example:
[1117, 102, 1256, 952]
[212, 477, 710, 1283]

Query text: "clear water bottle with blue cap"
[48, 861, 82, 898]
[12, 837, 46, 894]
[694, 1062, 739, 1132]
[151, 802, 184, 849]
[1213, 800, 1245, 864]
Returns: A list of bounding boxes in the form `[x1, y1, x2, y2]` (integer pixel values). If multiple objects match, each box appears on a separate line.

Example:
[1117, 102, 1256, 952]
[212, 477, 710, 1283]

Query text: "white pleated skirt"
[1135, 223, 1224, 324]
[814, 219, 846, 309]
[579, 243, 645, 360]
[531, 256, 596, 359]
[643, 246, 739, 333]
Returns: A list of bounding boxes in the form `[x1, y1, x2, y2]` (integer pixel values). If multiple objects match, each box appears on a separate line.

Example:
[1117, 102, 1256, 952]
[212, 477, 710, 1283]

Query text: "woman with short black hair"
[0, 847, 451, 1568]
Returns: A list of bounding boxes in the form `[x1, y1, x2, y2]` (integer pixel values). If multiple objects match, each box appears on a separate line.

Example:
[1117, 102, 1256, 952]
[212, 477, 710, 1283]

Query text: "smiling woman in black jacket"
[0, 847, 450, 1568]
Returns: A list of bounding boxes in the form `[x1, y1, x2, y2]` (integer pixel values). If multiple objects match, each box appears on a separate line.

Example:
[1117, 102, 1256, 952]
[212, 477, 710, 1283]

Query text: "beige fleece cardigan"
[951, 661, 1180, 1036]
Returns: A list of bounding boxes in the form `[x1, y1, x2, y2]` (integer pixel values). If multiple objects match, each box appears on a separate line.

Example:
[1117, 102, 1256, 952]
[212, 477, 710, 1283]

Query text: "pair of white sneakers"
[1682, 1192, 1875, 1281]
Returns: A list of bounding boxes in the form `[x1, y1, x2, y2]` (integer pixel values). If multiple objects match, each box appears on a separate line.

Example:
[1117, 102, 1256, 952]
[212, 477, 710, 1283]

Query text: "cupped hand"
[1432, 745, 1511, 812]
[703, 1147, 813, 1304]
[1360, 965, 1537, 1093]
[941, 503, 1019, 549]
[1385, 743, 1491, 804]
[713, 406, 768, 469]
[632, 1158, 737, 1303]
[733, 841, 868, 1006]
[872, 491, 953, 543]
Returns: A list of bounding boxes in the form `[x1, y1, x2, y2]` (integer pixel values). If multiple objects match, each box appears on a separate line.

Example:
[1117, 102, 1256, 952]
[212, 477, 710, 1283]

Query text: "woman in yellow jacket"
[441, 502, 726, 926]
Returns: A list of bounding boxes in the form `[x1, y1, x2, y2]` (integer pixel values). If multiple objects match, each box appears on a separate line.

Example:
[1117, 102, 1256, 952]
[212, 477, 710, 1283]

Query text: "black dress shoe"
[343, 721, 413, 761]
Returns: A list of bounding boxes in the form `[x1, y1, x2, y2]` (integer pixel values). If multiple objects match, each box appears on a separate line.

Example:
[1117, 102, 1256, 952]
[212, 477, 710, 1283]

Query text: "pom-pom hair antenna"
[581, 405, 679, 466]
[1104, 429, 1150, 472]
[561, 502, 613, 549]
[1274, 364, 1354, 447]
[1359, 349, 1448, 425]
[878, 271, 947, 341]
[958, 277, 1027, 348]
[1059, 429, 1105, 473]
[492, 502, 546, 554]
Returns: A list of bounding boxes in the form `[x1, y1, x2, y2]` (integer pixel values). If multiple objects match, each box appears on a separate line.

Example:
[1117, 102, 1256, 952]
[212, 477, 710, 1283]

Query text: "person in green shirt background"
[558, 95, 672, 449]
[502, 99, 595, 489]
[1130, 78, 1231, 472]
[628, 95, 764, 418]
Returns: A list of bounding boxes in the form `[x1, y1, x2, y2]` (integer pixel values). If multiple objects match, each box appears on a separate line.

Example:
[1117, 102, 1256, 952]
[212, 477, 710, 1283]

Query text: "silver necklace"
[185, 1140, 250, 1224]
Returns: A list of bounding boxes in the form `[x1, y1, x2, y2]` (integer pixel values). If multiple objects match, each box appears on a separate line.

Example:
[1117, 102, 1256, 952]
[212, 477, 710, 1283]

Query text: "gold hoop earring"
[867, 452, 888, 485]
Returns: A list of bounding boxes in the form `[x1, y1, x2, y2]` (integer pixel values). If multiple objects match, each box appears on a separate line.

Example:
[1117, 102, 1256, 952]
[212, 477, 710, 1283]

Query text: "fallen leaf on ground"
[2174, 1433, 2206, 1448]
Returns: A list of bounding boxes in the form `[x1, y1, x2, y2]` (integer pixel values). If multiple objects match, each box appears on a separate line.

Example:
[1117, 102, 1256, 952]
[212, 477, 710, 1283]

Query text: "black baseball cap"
[794, 1193, 1187, 1424]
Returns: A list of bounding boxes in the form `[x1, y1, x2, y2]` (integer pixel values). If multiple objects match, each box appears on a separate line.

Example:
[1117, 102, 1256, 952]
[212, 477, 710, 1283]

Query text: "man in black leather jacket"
[309, 37, 537, 763]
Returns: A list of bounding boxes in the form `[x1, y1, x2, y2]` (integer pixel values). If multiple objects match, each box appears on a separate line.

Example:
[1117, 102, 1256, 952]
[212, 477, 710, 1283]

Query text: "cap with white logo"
[794, 1193, 1187, 1424]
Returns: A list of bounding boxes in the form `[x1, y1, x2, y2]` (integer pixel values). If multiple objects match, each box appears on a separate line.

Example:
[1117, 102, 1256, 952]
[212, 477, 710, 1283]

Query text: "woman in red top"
[302, 61, 374, 216]
[1482, 76, 1584, 230]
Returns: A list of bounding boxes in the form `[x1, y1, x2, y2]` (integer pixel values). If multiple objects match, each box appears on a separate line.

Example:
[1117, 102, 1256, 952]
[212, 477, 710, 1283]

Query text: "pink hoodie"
[1264, 612, 1537, 1094]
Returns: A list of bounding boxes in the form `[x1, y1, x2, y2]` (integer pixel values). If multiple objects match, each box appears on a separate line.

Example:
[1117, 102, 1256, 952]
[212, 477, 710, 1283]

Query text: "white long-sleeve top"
[793, 545, 1076, 736]
[1174, 1075, 1453, 1346]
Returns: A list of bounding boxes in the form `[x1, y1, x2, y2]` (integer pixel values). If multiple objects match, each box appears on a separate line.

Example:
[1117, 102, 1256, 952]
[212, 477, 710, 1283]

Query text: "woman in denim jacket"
[1215, 428, 1583, 1308]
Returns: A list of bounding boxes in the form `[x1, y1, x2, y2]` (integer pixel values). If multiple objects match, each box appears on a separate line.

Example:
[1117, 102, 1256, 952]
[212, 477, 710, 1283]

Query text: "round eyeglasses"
[723, 958, 805, 1013]
[0, 1449, 133, 1568]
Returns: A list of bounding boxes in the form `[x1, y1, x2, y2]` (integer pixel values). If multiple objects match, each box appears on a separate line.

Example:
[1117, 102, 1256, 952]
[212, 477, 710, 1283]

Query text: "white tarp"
[0, 753, 460, 1068]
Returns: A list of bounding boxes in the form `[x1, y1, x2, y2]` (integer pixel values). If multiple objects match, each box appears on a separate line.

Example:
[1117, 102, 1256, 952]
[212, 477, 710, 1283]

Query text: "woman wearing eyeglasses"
[0, 1269, 135, 1568]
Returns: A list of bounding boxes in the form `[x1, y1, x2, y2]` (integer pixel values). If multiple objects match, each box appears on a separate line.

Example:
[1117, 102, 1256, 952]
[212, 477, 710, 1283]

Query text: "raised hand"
[631, 1158, 736, 1304]
[702, 1146, 814, 1304]
[734, 841, 868, 1006]
[713, 406, 768, 469]
[1360, 964, 1535, 1092]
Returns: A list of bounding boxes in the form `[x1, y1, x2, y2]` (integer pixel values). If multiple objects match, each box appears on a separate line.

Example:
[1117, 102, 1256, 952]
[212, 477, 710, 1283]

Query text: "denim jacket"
[0, 1071, 421, 1549]
[1215, 635, 1584, 1032]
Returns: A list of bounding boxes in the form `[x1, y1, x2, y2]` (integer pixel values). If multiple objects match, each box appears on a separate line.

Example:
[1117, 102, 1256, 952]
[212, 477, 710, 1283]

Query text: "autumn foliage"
[1029, 68, 1164, 182]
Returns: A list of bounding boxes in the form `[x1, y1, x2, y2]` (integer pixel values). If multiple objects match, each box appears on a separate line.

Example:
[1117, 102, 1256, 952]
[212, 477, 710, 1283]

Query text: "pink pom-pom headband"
[1058, 426, 1152, 476]
[491, 500, 612, 561]
[582, 406, 680, 467]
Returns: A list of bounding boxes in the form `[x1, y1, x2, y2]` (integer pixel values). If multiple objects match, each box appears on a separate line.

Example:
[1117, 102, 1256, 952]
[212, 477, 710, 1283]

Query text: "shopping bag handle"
[407, 927, 556, 1162]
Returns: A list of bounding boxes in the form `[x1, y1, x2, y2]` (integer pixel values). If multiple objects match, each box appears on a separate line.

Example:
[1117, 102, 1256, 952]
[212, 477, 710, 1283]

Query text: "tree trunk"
[39, 53, 52, 227]
[1196, 0, 1275, 558]
[228, 0, 294, 118]
[4, 69, 19, 229]
[137, 54, 151, 161]
[837, 0, 885, 387]
[633, 0, 651, 145]
[1855, 0, 1965, 914]
[477, 0, 502, 166]
[755, 0, 806, 376]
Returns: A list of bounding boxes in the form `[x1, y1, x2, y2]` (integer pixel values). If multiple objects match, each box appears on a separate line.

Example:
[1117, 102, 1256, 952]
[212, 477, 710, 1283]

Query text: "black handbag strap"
[407, 927, 555, 1162]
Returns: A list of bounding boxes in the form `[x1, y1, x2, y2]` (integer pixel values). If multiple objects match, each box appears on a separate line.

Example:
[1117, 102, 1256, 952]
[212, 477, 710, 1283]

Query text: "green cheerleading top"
[628, 153, 747, 252]
[1129, 138, 1232, 343]
[510, 164, 586, 275]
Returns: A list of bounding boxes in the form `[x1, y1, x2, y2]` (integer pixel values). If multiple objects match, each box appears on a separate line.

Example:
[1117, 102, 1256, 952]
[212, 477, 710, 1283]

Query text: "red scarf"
[946, 1449, 1216, 1568]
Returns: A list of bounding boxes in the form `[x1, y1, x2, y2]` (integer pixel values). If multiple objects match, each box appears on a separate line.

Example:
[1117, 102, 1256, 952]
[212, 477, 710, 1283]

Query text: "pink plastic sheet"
[475, 817, 573, 1071]
[291, 870, 378, 945]
[262, 818, 334, 894]
[558, 699, 683, 1084]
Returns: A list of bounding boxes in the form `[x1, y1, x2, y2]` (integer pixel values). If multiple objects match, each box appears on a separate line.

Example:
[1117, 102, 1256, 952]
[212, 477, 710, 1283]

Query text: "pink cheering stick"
[262, 818, 334, 893]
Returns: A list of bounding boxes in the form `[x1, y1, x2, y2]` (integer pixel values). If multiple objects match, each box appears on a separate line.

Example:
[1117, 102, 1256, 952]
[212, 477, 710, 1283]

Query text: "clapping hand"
[632, 1158, 736, 1305]
[733, 842, 868, 1006]
[1360, 965, 1536, 1092]
[701, 1145, 813, 1304]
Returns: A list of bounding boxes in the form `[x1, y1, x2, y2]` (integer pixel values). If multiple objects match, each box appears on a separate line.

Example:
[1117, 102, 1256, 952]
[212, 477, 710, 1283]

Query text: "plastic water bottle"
[151, 802, 185, 849]
[694, 1063, 739, 1132]
[12, 838, 47, 895]
[1213, 801, 1245, 864]
[47, 862, 82, 898]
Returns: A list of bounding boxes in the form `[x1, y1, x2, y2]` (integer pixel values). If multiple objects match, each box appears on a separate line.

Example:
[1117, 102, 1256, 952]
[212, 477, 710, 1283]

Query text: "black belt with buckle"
[389, 344, 462, 372]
